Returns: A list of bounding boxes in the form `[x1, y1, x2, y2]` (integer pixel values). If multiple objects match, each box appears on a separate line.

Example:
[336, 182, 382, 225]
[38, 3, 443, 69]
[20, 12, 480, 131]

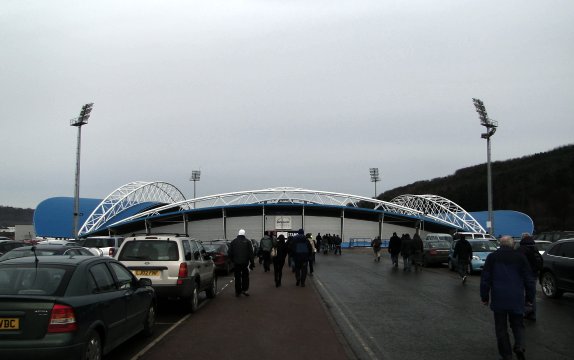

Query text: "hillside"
[379, 144, 574, 232]
[0, 206, 34, 227]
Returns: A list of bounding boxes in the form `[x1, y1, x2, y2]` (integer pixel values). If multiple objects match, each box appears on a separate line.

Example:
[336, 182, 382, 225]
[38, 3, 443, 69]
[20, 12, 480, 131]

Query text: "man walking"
[371, 236, 382, 262]
[453, 234, 473, 283]
[400, 234, 413, 271]
[259, 232, 273, 272]
[388, 232, 401, 268]
[480, 236, 535, 360]
[290, 229, 312, 287]
[228, 229, 255, 297]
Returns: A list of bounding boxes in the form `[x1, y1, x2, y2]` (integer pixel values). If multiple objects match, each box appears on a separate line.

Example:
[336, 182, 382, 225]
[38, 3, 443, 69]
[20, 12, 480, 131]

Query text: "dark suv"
[539, 238, 574, 298]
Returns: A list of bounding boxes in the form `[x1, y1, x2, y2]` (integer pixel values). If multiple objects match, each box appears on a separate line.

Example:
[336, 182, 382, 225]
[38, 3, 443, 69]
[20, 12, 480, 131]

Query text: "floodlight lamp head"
[190, 170, 201, 181]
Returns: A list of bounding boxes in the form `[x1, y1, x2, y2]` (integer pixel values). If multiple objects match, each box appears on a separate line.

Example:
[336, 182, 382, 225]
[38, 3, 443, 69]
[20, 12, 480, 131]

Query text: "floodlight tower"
[472, 98, 498, 236]
[369, 168, 380, 198]
[190, 170, 201, 208]
[70, 103, 94, 240]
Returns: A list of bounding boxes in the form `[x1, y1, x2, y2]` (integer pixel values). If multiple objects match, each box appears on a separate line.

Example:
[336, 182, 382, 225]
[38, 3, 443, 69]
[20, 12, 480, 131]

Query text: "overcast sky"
[2, 0, 573, 209]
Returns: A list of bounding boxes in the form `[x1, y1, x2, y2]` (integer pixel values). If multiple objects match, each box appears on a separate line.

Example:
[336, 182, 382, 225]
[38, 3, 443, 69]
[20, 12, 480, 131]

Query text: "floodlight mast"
[369, 167, 380, 198]
[190, 170, 201, 208]
[472, 98, 497, 236]
[70, 103, 94, 240]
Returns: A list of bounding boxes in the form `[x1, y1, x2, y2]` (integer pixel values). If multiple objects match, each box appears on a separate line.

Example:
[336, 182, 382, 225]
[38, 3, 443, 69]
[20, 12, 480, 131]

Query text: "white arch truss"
[390, 194, 486, 233]
[78, 181, 188, 236]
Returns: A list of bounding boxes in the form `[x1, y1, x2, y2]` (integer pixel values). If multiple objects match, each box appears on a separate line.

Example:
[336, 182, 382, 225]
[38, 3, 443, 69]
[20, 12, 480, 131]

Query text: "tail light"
[109, 248, 115, 256]
[177, 263, 188, 285]
[48, 304, 77, 333]
[429, 249, 437, 255]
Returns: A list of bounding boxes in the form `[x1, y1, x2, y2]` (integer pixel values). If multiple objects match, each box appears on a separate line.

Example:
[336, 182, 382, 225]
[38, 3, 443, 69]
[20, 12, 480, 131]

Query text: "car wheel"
[541, 272, 564, 298]
[83, 330, 102, 360]
[142, 303, 156, 337]
[188, 282, 199, 313]
[206, 275, 217, 299]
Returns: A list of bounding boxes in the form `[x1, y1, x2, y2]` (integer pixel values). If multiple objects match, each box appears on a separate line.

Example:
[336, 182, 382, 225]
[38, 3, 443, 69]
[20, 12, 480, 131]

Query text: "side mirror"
[138, 278, 152, 287]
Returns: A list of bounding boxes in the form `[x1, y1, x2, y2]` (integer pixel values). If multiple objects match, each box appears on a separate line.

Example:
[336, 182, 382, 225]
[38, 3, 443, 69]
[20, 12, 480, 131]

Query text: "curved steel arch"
[105, 186, 484, 233]
[79, 181, 188, 235]
[390, 194, 486, 233]
[110, 187, 422, 227]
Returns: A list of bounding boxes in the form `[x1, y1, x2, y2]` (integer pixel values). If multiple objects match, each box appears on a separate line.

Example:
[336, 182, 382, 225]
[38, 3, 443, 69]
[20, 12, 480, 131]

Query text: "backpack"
[531, 248, 544, 272]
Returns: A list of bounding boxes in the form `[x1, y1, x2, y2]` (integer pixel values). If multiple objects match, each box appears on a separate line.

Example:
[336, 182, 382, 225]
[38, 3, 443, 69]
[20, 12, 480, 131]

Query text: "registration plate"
[0, 318, 19, 330]
[134, 270, 159, 277]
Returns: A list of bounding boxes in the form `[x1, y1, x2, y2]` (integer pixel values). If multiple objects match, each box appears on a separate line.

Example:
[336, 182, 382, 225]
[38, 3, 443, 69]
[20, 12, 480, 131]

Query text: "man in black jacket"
[290, 229, 312, 287]
[228, 229, 255, 297]
[453, 235, 473, 284]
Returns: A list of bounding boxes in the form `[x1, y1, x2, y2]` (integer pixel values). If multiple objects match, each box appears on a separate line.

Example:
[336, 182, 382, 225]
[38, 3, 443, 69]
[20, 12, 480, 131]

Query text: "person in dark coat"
[480, 236, 535, 360]
[371, 236, 382, 262]
[388, 232, 401, 268]
[411, 233, 424, 272]
[453, 235, 473, 283]
[400, 234, 413, 271]
[517, 235, 541, 321]
[228, 229, 255, 297]
[290, 228, 312, 287]
[272, 234, 288, 287]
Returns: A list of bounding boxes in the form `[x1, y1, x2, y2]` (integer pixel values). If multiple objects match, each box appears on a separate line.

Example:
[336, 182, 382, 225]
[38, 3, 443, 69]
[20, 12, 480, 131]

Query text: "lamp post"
[369, 168, 380, 198]
[190, 170, 201, 208]
[472, 98, 498, 236]
[70, 103, 94, 240]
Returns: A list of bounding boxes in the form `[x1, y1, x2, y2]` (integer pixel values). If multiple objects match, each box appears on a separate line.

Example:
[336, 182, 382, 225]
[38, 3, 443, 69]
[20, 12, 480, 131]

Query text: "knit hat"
[298, 228, 304, 235]
[520, 235, 534, 245]
[238, 229, 246, 236]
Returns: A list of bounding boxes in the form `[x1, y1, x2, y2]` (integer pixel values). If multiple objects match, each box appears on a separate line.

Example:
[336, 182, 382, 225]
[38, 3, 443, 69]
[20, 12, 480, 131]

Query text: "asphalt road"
[106, 249, 574, 360]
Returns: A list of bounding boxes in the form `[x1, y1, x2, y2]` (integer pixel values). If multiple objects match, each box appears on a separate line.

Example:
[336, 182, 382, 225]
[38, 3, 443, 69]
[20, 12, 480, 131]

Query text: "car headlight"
[472, 255, 480, 260]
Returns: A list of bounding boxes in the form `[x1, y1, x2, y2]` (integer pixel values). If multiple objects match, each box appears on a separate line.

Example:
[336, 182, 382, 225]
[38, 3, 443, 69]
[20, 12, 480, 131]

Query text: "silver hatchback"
[116, 234, 216, 312]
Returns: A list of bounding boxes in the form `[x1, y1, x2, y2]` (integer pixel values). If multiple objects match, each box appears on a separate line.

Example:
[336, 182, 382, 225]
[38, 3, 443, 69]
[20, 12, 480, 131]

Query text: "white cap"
[238, 229, 246, 236]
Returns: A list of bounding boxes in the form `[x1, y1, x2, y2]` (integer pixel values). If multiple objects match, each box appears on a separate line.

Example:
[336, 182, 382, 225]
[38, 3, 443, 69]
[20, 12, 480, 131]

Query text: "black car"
[539, 238, 574, 298]
[0, 240, 26, 256]
[202, 240, 233, 274]
[0, 255, 156, 359]
[0, 245, 95, 262]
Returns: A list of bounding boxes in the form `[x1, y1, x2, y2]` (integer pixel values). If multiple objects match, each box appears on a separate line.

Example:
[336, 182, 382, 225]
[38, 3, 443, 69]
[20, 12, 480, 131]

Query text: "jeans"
[525, 271, 538, 318]
[493, 311, 525, 358]
[273, 258, 285, 286]
[294, 260, 308, 285]
[233, 263, 250, 294]
[402, 255, 411, 270]
[334, 245, 342, 255]
[458, 259, 470, 278]
[262, 251, 271, 272]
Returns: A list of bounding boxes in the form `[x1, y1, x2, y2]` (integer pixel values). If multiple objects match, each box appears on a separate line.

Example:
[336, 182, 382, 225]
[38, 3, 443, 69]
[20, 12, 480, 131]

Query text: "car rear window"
[0, 266, 68, 296]
[203, 244, 227, 253]
[470, 241, 497, 252]
[427, 241, 450, 249]
[84, 238, 116, 247]
[118, 240, 179, 261]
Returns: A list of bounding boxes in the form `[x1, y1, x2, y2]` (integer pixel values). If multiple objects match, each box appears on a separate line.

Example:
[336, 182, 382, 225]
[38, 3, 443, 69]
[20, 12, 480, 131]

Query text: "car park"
[116, 234, 216, 312]
[82, 236, 125, 257]
[0, 245, 95, 262]
[514, 240, 552, 255]
[534, 231, 574, 242]
[202, 239, 233, 275]
[421, 239, 450, 266]
[539, 238, 574, 298]
[0, 240, 26, 256]
[448, 239, 498, 273]
[0, 255, 156, 359]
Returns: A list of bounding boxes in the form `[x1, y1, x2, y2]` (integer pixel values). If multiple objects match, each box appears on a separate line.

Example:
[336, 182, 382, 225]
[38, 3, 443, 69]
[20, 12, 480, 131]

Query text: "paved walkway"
[139, 264, 355, 360]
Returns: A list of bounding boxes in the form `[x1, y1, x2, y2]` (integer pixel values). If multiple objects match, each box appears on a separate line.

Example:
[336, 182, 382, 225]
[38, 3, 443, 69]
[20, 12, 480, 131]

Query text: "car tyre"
[188, 281, 199, 313]
[541, 271, 564, 298]
[206, 275, 217, 299]
[83, 330, 102, 360]
[142, 303, 156, 337]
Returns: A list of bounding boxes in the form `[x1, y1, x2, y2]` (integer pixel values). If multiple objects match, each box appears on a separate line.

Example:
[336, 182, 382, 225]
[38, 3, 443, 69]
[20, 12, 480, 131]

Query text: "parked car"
[424, 233, 453, 243]
[514, 240, 552, 255]
[202, 240, 233, 275]
[0, 240, 26, 256]
[0, 245, 95, 262]
[534, 231, 574, 243]
[422, 239, 450, 266]
[539, 238, 574, 298]
[453, 232, 496, 240]
[36, 239, 79, 246]
[116, 234, 216, 312]
[448, 239, 498, 273]
[82, 236, 125, 257]
[0, 255, 156, 359]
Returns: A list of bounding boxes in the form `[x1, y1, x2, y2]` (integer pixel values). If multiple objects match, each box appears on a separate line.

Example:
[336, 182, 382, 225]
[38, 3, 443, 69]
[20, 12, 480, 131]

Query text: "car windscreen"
[118, 240, 179, 261]
[83, 238, 115, 247]
[471, 241, 497, 252]
[426, 241, 450, 249]
[0, 248, 63, 261]
[0, 265, 68, 296]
